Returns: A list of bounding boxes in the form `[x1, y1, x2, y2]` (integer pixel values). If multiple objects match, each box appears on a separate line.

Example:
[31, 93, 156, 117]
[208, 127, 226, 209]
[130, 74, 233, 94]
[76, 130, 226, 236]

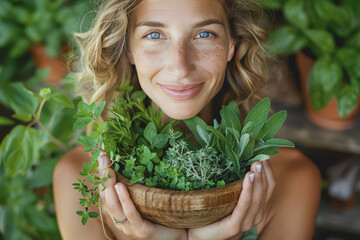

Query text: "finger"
[263, 159, 276, 203]
[223, 171, 255, 238]
[254, 161, 268, 224]
[241, 162, 264, 231]
[98, 154, 127, 228]
[115, 183, 146, 228]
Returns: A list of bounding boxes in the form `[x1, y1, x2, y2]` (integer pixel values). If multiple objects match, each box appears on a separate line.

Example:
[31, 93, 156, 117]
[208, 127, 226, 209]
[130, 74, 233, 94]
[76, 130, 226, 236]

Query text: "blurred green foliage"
[0, 0, 94, 239]
[258, 0, 360, 117]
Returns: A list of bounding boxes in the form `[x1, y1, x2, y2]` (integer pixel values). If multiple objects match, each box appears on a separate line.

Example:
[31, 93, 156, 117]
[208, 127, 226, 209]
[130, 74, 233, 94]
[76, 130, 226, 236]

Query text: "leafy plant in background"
[258, 0, 360, 117]
[73, 80, 294, 226]
[0, 73, 79, 240]
[0, 0, 92, 58]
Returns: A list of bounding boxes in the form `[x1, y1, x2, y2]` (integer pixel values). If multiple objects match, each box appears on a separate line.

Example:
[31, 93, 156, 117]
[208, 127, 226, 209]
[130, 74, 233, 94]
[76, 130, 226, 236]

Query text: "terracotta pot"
[116, 172, 243, 228]
[296, 51, 359, 131]
[30, 44, 68, 85]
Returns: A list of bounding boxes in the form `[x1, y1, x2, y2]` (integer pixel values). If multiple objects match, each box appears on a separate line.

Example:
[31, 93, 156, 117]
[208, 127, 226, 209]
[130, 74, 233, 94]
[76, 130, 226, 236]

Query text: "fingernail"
[256, 164, 262, 173]
[249, 173, 255, 183]
[115, 184, 122, 194]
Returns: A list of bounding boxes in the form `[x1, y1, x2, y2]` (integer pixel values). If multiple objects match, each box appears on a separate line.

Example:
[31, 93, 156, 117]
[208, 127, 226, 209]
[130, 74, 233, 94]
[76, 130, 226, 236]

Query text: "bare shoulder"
[53, 146, 109, 240]
[259, 148, 321, 240]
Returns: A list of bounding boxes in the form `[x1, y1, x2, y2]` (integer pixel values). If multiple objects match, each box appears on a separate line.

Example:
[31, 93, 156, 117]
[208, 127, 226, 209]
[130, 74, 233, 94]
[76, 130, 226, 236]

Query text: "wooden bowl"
[116, 172, 243, 228]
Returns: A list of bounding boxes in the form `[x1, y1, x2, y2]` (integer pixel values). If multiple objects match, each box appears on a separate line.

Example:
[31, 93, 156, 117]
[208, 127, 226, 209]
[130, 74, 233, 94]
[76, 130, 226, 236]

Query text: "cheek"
[133, 49, 165, 80]
[198, 46, 228, 76]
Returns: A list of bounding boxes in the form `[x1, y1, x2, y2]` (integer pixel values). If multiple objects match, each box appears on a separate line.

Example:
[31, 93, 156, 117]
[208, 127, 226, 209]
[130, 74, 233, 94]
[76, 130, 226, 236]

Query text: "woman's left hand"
[188, 160, 275, 240]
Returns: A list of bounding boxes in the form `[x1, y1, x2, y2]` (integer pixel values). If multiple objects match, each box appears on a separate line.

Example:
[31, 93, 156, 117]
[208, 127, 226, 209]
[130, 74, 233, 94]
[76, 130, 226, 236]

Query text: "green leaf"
[238, 133, 250, 159]
[26, 158, 58, 188]
[144, 122, 157, 145]
[78, 101, 91, 113]
[88, 175, 95, 184]
[73, 117, 93, 130]
[197, 125, 211, 145]
[243, 98, 270, 137]
[0, 116, 14, 126]
[337, 85, 359, 118]
[89, 150, 101, 169]
[284, 0, 309, 30]
[49, 93, 74, 109]
[184, 116, 209, 146]
[220, 101, 241, 131]
[206, 126, 226, 142]
[11, 113, 32, 122]
[81, 213, 90, 225]
[154, 134, 169, 149]
[266, 26, 308, 54]
[304, 29, 335, 54]
[336, 47, 360, 79]
[246, 154, 270, 166]
[94, 101, 106, 119]
[258, 110, 287, 140]
[78, 135, 96, 152]
[309, 57, 342, 110]
[147, 161, 153, 172]
[0, 83, 39, 117]
[1, 126, 41, 177]
[88, 212, 99, 218]
[265, 138, 295, 148]
[131, 91, 147, 102]
[314, 0, 336, 24]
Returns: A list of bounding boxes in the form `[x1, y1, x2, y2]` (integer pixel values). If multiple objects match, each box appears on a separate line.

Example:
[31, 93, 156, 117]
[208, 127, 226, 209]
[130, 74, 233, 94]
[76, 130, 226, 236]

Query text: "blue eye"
[196, 32, 214, 39]
[146, 32, 164, 39]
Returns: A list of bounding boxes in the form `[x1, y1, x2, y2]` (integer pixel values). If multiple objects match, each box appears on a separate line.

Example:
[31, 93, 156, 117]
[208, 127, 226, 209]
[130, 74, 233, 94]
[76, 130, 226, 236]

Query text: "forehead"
[131, 0, 227, 25]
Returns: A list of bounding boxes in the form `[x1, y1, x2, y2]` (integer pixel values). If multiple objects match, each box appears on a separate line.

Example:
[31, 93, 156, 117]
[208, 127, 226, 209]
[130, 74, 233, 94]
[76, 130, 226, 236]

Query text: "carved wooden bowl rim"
[116, 172, 244, 198]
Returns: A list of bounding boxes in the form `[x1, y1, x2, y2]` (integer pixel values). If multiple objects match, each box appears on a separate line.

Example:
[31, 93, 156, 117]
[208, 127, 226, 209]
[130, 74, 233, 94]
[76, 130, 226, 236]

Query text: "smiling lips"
[159, 83, 204, 100]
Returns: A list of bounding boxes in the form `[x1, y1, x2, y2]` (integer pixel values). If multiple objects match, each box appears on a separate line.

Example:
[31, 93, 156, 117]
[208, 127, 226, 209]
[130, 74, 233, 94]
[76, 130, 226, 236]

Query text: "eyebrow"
[135, 19, 225, 28]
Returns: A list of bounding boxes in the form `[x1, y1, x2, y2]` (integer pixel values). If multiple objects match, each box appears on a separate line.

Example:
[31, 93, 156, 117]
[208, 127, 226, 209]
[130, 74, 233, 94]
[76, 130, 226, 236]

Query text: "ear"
[227, 38, 235, 62]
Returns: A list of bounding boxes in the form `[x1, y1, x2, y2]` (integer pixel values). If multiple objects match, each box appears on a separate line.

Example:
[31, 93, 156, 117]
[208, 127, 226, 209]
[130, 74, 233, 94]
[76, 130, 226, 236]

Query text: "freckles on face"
[128, 0, 235, 120]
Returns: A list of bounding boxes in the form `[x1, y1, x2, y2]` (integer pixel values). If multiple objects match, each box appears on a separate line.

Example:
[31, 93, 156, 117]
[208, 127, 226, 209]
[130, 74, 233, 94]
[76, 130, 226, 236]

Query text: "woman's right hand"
[97, 153, 188, 240]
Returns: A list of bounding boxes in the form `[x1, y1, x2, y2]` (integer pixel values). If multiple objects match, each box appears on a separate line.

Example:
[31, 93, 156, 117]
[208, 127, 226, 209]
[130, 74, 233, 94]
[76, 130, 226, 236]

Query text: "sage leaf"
[184, 116, 208, 146]
[197, 125, 210, 145]
[265, 138, 295, 148]
[258, 110, 287, 140]
[246, 154, 270, 166]
[243, 98, 270, 137]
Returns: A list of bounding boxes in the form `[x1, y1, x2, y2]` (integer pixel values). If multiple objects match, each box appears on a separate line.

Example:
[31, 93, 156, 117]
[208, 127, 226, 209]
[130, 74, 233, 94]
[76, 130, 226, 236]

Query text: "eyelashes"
[143, 31, 217, 40]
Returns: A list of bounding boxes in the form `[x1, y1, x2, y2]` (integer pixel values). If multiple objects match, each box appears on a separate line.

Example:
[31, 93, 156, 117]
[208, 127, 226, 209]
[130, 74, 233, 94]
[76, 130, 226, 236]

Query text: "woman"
[53, 0, 321, 239]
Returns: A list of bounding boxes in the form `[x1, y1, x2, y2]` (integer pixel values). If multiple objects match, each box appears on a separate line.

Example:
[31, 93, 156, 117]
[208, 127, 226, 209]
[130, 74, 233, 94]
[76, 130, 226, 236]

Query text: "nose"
[166, 41, 194, 79]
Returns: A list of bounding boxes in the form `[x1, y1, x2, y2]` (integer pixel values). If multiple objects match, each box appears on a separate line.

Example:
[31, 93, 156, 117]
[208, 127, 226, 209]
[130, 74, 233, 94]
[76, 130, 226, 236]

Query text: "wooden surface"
[272, 102, 360, 155]
[116, 173, 243, 228]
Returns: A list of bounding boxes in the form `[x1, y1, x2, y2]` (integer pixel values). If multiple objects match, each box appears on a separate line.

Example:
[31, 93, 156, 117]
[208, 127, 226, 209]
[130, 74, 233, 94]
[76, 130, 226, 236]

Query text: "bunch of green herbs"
[72, 80, 294, 225]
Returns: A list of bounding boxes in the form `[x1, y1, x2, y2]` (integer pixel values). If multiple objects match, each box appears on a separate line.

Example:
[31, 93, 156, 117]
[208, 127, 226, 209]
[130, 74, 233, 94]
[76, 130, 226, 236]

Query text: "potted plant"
[0, 0, 91, 84]
[258, 0, 360, 130]
[72, 80, 294, 228]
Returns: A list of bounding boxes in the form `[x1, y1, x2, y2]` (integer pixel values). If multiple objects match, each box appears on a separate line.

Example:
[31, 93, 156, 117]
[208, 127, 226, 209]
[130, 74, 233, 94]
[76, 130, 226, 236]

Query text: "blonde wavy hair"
[74, 0, 268, 120]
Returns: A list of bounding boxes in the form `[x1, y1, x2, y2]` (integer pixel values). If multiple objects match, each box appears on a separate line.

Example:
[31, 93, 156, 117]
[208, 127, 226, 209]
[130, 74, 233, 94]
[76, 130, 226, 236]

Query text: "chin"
[161, 104, 202, 120]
